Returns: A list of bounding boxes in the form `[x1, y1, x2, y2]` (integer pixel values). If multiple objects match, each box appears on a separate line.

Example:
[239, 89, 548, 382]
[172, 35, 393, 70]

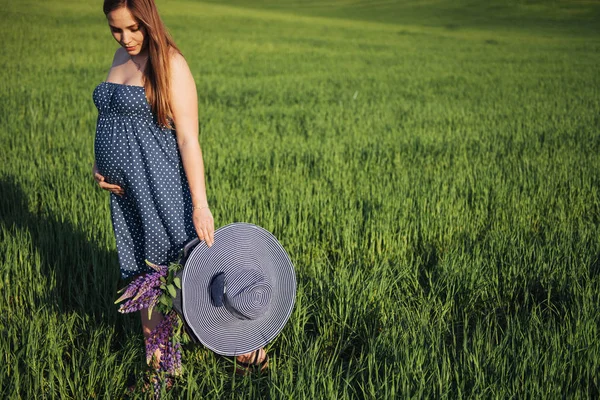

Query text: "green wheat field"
[1, 0, 599, 398]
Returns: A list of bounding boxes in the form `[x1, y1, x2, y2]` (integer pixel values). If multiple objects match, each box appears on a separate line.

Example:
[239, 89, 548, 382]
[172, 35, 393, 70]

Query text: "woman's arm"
[169, 52, 214, 247]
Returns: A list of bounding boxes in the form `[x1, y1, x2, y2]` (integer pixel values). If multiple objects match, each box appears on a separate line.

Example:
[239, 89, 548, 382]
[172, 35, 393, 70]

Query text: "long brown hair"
[103, 0, 180, 128]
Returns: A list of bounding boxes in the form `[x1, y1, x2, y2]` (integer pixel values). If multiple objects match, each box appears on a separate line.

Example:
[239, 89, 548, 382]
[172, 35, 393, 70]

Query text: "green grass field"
[1, 0, 600, 398]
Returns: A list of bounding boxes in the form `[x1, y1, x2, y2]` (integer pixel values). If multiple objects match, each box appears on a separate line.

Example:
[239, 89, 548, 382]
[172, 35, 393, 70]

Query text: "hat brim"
[181, 223, 296, 356]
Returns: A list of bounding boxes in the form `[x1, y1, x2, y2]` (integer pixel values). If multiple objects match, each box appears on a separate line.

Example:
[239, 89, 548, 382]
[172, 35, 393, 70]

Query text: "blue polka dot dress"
[93, 81, 196, 279]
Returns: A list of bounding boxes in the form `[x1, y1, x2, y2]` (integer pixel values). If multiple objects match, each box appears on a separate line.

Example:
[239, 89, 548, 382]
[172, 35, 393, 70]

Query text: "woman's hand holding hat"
[193, 206, 214, 247]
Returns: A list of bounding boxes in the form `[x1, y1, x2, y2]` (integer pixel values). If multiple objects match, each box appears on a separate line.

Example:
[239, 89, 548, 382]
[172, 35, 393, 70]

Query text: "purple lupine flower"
[115, 262, 183, 381]
[146, 260, 168, 273]
[118, 287, 162, 314]
[146, 311, 173, 363]
[114, 273, 147, 304]
[146, 311, 182, 375]
[131, 269, 166, 302]
[115, 264, 167, 313]
[160, 323, 182, 375]
[153, 375, 162, 400]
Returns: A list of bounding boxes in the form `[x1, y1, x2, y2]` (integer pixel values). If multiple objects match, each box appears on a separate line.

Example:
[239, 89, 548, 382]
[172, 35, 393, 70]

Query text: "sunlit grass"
[1, 0, 599, 398]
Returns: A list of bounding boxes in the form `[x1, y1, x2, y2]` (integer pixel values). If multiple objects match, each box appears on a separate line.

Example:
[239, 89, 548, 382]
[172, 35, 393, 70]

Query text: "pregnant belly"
[94, 135, 127, 187]
[94, 117, 181, 189]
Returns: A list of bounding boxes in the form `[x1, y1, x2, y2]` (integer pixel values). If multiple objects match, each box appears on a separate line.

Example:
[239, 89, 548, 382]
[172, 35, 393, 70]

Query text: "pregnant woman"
[92, 0, 267, 384]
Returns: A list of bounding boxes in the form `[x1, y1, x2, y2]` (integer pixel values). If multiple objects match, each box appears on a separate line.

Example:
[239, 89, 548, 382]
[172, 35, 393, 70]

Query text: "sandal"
[235, 349, 269, 376]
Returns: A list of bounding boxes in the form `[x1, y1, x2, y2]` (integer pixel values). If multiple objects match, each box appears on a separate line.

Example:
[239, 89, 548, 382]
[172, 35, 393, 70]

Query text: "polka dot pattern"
[93, 81, 195, 279]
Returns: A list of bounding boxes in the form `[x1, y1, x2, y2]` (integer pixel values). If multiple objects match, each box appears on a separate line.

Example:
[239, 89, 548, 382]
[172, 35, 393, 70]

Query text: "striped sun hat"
[179, 223, 296, 356]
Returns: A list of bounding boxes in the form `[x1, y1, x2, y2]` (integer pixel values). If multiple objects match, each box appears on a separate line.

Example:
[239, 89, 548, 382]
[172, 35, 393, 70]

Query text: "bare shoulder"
[104, 47, 128, 81]
[169, 49, 190, 73]
[111, 47, 129, 68]
[169, 48, 195, 86]
[167, 48, 197, 118]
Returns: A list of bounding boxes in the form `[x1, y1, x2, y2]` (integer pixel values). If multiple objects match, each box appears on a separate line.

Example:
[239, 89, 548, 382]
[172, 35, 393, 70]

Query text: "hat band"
[210, 273, 226, 307]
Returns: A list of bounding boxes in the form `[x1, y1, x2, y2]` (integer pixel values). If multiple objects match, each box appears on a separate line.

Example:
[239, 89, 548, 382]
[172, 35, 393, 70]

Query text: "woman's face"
[106, 6, 147, 56]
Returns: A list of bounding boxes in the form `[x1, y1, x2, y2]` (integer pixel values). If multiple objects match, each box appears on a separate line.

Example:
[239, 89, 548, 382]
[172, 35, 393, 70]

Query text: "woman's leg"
[235, 348, 267, 364]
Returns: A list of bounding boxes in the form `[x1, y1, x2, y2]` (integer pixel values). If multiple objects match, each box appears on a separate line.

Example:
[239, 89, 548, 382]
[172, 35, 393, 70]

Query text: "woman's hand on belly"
[93, 162, 124, 196]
